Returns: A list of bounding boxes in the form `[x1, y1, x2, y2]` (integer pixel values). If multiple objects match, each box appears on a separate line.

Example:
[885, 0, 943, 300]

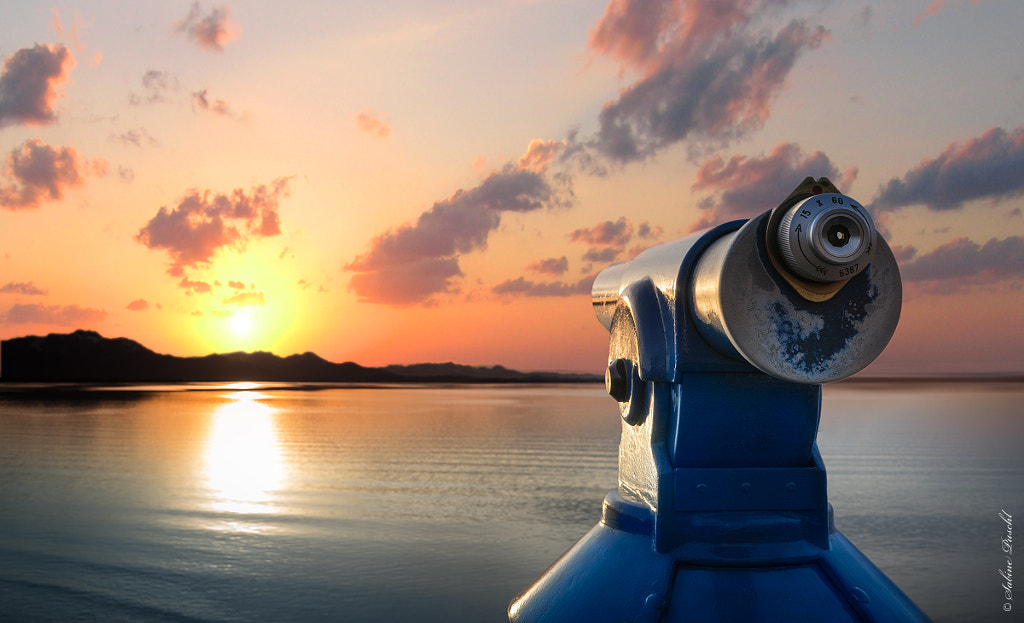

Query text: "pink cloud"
[126, 299, 149, 311]
[0, 43, 74, 128]
[136, 177, 291, 276]
[588, 0, 828, 161]
[0, 139, 107, 210]
[517, 139, 565, 174]
[50, 9, 100, 66]
[689, 143, 854, 231]
[356, 109, 391, 138]
[569, 217, 632, 246]
[176, 2, 239, 51]
[567, 216, 664, 265]
[914, 0, 983, 24]
[4, 303, 106, 326]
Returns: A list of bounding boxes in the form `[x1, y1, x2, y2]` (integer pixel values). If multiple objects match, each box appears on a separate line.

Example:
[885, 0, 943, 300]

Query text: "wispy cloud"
[569, 217, 633, 247]
[0, 281, 48, 295]
[192, 88, 245, 120]
[112, 127, 159, 148]
[355, 109, 391, 138]
[126, 298, 149, 311]
[136, 177, 291, 276]
[176, 2, 240, 51]
[50, 9, 101, 66]
[0, 43, 75, 128]
[128, 70, 181, 106]
[492, 276, 592, 298]
[0, 139, 107, 210]
[568, 216, 660, 263]
[178, 277, 213, 294]
[690, 142, 856, 230]
[914, 0, 983, 25]
[587, 0, 828, 162]
[873, 126, 1024, 212]
[491, 254, 590, 298]
[3, 302, 106, 325]
[222, 291, 265, 306]
[527, 256, 569, 276]
[346, 160, 566, 306]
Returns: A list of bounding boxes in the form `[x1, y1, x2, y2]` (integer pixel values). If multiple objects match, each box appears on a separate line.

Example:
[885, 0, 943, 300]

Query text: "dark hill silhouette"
[0, 330, 601, 384]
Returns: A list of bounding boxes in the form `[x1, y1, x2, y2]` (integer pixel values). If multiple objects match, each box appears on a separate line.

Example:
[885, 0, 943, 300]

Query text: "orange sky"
[2, 1, 1023, 374]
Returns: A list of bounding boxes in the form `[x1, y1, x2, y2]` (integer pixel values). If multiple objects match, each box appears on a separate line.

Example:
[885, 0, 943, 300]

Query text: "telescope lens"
[818, 214, 864, 261]
[776, 193, 876, 283]
[827, 223, 850, 248]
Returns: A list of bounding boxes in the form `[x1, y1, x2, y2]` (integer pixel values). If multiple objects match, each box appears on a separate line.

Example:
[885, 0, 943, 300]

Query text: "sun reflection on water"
[205, 391, 286, 528]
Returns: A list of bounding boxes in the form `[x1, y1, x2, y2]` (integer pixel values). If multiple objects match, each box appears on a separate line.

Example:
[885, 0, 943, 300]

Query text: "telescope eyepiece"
[776, 193, 875, 283]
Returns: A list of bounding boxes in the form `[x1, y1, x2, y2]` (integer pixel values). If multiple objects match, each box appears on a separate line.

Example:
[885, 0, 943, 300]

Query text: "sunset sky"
[1, 0, 1022, 375]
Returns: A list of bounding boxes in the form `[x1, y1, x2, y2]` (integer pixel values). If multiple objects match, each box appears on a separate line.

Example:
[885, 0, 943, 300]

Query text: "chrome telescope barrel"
[591, 184, 901, 384]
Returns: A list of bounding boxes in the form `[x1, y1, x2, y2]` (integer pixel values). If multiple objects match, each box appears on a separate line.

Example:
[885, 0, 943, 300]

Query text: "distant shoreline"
[0, 330, 604, 385]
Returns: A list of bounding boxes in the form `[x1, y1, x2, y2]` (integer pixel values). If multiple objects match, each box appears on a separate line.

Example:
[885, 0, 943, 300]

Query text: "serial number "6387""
[838, 264, 859, 278]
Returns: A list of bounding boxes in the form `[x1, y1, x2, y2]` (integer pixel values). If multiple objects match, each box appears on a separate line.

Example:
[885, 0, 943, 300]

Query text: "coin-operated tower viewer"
[509, 178, 931, 622]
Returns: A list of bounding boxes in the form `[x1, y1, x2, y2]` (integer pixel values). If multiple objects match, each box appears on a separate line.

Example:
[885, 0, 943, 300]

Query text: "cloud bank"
[899, 236, 1024, 293]
[136, 177, 291, 276]
[0, 139, 107, 210]
[1, 281, 48, 295]
[873, 126, 1024, 212]
[492, 276, 592, 297]
[0, 43, 74, 128]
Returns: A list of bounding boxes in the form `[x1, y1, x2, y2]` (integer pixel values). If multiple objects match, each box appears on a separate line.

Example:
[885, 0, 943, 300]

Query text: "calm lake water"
[0, 382, 1021, 622]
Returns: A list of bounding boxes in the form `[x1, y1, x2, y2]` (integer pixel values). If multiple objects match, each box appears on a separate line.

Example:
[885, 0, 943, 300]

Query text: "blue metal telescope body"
[509, 179, 931, 622]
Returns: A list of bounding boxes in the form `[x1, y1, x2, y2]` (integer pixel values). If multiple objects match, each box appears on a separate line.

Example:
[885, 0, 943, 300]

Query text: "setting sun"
[231, 310, 253, 337]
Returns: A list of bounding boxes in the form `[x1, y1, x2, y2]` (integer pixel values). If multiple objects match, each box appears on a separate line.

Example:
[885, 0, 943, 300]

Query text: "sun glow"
[204, 392, 286, 526]
[231, 310, 253, 336]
